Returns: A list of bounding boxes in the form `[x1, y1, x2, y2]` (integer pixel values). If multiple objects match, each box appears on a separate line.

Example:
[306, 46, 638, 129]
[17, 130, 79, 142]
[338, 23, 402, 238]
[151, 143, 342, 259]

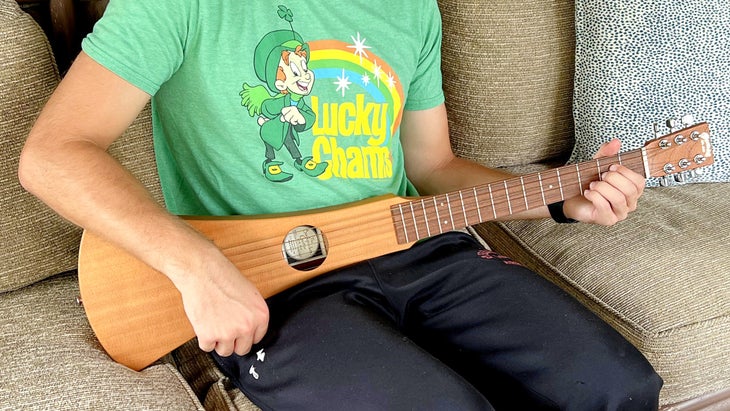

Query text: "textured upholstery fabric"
[437, 0, 576, 168]
[475, 182, 730, 405]
[0, 0, 79, 293]
[0, 272, 203, 410]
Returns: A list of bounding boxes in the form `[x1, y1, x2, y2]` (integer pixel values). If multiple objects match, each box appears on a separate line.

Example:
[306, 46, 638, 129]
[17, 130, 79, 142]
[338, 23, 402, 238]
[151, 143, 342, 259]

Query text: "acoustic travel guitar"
[78, 121, 714, 371]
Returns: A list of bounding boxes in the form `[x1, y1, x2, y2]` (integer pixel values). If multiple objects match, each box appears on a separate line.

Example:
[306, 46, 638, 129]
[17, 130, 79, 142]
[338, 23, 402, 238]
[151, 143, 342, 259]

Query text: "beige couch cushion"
[438, 0, 576, 168]
[0, 272, 203, 410]
[475, 183, 730, 406]
[0, 0, 80, 293]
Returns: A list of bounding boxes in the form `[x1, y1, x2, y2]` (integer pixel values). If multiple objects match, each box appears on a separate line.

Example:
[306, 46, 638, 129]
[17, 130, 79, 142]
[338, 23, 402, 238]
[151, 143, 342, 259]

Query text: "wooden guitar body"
[78, 195, 410, 371]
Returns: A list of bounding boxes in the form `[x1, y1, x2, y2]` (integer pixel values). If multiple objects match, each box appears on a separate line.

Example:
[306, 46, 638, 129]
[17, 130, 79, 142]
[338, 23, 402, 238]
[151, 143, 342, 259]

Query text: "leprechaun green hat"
[253, 30, 311, 92]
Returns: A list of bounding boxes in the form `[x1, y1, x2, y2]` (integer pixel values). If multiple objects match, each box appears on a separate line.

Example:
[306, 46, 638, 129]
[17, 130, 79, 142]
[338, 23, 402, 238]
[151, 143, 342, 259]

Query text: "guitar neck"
[390, 149, 646, 244]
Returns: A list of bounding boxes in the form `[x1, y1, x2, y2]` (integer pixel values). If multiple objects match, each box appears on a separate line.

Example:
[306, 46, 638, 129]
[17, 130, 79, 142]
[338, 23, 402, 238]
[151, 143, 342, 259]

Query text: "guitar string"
[393, 153, 647, 241]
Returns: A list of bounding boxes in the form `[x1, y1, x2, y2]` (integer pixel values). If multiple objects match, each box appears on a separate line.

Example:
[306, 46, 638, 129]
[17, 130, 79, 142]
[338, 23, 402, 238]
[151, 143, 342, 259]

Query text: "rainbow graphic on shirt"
[307, 38, 405, 180]
[309, 39, 404, 142]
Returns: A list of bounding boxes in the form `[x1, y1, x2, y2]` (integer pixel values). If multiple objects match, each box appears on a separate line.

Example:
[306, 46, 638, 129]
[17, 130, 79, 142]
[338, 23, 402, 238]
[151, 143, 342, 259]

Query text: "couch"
[1, 0, 728, 409]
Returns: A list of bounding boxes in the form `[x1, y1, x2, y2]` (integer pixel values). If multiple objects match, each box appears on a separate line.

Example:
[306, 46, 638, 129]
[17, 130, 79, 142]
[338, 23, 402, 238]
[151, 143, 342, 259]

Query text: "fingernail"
[609, 164, 619, 171]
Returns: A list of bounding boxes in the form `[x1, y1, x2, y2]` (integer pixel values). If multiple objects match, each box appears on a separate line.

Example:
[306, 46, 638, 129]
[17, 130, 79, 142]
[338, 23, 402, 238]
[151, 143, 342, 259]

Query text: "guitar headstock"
[643, 118, 713, 185]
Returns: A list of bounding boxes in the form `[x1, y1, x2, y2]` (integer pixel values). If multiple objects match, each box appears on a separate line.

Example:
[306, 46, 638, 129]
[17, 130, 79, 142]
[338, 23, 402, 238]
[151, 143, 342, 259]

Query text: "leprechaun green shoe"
[263, 160, 293, 182]
[295, 156, 328, 177]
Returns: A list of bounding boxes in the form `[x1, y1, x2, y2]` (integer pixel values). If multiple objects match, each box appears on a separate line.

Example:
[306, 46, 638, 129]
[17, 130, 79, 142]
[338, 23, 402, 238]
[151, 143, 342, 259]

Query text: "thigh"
[372, 233, 662, 410]
[213, 274, 492, 411]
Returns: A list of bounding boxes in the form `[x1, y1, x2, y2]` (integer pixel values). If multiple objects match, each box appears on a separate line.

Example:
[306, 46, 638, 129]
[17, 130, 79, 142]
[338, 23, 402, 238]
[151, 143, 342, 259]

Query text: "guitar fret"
[397, 204, 409, 243]
[556, 169, 564, 200]
[575, 164, 582, 192]
[459, 191, 469, 226]
[596, 159, 602, 180]
[421, 199, 431, 237]
[504, 181, 513, 215]
[538, 173, 547, 205]
[433, 197, 443, 233]
[488, 184, 497, 219]
[474, 187, 483, 222]
[409, 202, 419, 240]
[520, 176, 528, 210]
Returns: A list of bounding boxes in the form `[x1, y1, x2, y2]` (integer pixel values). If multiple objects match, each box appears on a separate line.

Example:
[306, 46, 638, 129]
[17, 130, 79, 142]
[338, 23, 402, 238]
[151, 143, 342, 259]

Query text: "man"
[19, 1, 662, 409]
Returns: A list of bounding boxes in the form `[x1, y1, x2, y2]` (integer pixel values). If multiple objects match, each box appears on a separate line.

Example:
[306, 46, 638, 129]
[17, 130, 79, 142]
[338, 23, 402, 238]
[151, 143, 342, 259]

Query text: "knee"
[601, 365, 663, 411]
[566, 359, 663, 411]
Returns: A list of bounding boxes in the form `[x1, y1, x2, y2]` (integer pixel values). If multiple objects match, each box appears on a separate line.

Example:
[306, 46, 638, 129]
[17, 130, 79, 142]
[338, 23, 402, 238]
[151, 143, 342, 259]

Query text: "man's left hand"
[563, 139, 646, 226]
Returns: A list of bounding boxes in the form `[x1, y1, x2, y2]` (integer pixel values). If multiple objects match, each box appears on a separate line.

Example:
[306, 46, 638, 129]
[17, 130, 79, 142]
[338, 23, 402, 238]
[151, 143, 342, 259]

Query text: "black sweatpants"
[214, 232, 662, 410]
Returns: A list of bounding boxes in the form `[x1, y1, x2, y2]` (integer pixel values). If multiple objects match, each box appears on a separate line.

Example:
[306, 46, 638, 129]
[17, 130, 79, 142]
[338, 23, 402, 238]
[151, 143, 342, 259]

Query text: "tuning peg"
[681, 114, 695, 126]
[666, 118, 681, 131]
[653, 122, 664, 138]
[674, 172, 688, 183]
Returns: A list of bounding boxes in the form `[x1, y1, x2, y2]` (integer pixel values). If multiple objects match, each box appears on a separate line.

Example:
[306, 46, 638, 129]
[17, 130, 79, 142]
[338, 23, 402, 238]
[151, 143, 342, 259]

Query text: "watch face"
[282, 225, 328, 271]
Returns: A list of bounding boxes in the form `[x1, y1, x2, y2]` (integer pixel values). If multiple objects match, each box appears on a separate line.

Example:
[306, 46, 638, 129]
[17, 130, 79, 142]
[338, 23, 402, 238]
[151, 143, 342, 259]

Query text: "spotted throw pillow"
[569, 0, 730, 186]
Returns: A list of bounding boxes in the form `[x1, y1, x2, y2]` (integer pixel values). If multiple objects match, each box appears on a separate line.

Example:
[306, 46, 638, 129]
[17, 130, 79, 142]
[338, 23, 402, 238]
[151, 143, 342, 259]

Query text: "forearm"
[18, 135, 221, 285]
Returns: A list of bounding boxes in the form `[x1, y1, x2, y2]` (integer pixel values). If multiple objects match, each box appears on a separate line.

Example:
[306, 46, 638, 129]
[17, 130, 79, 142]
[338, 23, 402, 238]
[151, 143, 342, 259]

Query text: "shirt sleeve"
[403, 0, 445, 111]
[81, 0, 193, 95]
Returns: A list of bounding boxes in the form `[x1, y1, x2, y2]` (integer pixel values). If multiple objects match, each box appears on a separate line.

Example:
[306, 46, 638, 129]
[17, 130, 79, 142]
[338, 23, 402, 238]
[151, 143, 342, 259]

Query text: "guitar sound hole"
[281, 225, 328, 271]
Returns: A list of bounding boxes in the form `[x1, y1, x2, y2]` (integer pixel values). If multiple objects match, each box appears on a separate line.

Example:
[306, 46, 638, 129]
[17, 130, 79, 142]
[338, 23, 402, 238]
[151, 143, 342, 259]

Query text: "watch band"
[548, 201, 578, 224]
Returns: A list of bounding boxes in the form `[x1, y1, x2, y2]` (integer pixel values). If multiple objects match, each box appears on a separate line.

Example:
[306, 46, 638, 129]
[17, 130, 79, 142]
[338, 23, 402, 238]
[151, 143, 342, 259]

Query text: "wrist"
[159, 226, 229, 287]
[548, 201, 578, 224]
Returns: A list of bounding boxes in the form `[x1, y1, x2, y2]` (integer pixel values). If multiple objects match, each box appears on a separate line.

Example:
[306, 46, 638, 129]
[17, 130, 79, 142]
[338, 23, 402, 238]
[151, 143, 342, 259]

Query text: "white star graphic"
[256, 349, 266, 362]
[334, 69, 352, 97]
[386, 71, 397, 90]
[347, 32, 372, 64]
[249, 365, 259, 380]
[372, 60, 382, 86]
[361, 73, 371, 86]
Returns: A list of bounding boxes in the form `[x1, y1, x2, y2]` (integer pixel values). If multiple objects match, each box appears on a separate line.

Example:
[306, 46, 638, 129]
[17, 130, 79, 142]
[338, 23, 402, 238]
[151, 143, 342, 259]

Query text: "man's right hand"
[175, 251, 270, 357]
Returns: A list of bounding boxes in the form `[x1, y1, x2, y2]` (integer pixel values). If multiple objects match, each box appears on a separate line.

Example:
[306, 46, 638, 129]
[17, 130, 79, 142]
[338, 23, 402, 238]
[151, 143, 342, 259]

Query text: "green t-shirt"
[82, 0, 444, 216]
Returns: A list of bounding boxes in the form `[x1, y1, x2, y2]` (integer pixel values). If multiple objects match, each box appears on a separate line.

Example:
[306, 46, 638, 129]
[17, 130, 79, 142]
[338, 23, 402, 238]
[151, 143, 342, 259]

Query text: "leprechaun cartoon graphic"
[241, 6, 328, 183]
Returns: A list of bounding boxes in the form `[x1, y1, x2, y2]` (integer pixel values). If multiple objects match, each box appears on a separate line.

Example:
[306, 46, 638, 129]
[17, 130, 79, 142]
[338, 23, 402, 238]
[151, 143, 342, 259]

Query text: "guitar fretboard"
[390, 149, 646, 244]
